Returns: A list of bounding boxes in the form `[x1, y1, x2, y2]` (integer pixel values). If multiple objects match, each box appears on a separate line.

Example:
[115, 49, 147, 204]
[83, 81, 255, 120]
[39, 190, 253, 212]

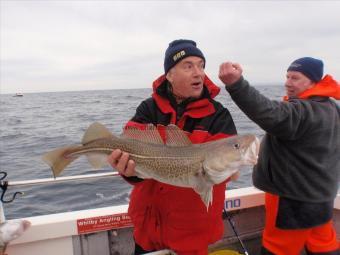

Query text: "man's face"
[166, 56, 205, 100]
[285, 71, 315, 97]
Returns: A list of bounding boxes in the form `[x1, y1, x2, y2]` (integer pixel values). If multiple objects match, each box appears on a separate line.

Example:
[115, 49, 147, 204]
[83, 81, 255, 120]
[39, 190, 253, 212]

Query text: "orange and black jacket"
[226, 75, 340, 229]
[123, 74, 237, 252]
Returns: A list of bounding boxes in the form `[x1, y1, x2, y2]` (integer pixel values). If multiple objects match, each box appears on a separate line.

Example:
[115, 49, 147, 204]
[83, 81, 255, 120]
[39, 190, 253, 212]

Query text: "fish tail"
[42, 146, 80, 178]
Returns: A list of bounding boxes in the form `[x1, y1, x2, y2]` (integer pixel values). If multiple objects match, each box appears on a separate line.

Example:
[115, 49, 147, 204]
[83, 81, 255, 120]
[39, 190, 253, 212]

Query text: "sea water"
[1, 86, 285, 219]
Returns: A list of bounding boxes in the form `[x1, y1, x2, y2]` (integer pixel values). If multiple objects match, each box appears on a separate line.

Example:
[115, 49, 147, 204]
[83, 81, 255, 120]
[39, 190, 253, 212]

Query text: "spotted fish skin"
[42, 122, 259, 207]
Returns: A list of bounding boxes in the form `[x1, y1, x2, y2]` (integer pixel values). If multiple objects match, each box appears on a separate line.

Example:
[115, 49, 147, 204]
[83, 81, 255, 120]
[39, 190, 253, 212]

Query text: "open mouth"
[191, 82, 202, 87]
[285, 87, 295, 95]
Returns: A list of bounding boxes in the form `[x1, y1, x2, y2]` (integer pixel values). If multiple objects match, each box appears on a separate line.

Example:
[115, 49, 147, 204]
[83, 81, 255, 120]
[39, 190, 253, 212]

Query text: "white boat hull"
[6, 187, 340, 255]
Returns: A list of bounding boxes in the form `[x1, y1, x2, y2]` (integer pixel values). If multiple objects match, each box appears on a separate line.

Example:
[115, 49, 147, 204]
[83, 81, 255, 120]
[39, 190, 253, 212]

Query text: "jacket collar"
[152, 74, 220, 99]
[151, 74, 220, 122]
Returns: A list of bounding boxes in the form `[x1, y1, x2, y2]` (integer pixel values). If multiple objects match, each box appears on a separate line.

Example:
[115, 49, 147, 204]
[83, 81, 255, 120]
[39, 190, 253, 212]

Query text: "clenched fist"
[218, 62, 243, 86]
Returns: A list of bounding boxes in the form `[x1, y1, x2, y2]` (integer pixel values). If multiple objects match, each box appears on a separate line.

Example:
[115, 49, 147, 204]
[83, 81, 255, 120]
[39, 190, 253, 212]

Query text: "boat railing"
[0, 171, 120, 221]
[0, 171, 179, 254]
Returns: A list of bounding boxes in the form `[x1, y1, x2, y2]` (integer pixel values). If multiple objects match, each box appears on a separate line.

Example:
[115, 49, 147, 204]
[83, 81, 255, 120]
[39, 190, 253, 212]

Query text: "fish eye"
[233, 143, 240, 149]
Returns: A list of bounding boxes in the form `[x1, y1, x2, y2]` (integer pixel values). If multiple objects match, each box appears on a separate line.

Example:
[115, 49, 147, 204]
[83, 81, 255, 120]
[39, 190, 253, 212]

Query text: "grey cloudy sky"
[1, 0, 340, 94]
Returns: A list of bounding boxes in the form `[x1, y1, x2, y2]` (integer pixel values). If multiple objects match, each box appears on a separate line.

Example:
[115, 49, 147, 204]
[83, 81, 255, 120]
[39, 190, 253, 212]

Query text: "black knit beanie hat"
[164, 39, 205, 74]
[287, 57, 324, 82]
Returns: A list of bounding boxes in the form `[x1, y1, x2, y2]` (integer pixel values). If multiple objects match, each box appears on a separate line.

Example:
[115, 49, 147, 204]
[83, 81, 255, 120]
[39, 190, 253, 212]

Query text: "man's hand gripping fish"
[42, 122, 259, 208]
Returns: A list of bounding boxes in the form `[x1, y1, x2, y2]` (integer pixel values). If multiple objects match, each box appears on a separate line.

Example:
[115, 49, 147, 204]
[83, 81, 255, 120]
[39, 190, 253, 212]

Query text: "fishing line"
[223, 209, 250, 255]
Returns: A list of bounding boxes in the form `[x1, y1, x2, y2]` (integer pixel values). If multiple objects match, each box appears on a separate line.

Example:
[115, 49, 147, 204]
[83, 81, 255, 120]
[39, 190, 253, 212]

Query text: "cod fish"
[43, 122, 259, 207]
[0, 219, 31, 255]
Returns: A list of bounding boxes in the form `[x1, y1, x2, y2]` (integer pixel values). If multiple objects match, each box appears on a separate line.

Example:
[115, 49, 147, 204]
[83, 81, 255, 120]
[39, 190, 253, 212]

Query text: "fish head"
[219, 134, 259, 167]
[233, 134, 260, 165]
[202, 134, 260, 182]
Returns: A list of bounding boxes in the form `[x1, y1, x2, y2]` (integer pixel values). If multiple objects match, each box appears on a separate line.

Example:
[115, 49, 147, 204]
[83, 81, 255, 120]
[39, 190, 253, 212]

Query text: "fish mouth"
[243, 136, 260, 165]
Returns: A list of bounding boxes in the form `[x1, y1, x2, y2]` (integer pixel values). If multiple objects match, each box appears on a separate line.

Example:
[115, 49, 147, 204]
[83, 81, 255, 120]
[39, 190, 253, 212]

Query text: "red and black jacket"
[124, 74, 237, 253]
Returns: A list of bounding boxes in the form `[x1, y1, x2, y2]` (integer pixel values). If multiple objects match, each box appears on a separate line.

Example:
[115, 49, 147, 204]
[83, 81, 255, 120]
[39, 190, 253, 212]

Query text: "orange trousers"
[262, 193, 339, 255]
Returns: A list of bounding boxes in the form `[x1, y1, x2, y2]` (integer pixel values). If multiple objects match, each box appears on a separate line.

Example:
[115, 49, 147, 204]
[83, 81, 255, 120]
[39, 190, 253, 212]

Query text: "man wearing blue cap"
[219, 57, 340, 255]
[108, 40, 238, 254]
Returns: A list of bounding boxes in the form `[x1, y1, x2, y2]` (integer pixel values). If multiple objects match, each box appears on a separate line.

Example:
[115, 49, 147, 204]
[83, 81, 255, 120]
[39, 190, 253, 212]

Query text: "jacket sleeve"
[208, 101, 237, 138]
[225, 77, 308, 140]
[128, 98, 156, 125]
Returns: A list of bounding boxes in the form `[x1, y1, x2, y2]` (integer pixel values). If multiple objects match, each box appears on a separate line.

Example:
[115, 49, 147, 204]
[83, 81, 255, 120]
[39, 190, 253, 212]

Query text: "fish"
[0, 219, 31, 255]
[42, 122, 259, 208]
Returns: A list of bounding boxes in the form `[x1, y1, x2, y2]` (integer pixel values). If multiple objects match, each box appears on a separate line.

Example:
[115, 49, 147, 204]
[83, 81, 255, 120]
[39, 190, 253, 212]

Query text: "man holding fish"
[107, 39, 254, 255]
[219, 57, 340, 255]
[43, 39, 259, 254]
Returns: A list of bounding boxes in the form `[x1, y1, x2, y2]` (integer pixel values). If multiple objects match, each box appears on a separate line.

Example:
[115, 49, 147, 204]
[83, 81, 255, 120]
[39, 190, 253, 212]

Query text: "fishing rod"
[0, 171, 120, 203]
[223, 208, 250, 255]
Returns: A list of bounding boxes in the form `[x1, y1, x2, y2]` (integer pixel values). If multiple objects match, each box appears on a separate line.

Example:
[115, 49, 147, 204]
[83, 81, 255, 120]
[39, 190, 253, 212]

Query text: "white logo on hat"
[173, 50, 186, 62]
[290, 63, 302, 68]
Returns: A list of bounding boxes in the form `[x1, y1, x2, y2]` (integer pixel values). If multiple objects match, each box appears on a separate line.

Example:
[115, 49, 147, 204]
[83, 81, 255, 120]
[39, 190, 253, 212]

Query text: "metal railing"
[0, 171, 120, 222]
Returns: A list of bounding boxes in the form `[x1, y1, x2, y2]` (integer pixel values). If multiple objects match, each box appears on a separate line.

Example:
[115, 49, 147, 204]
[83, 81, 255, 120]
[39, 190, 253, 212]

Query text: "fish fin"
[121, 124, 164, 144]
[203, 161, 238, 184]
[86, 154, 109, 169]
[189, 168, 213, 209]
[82, 122, 114, 145]
[165, 125, 192, 147]
[42, 146, 80, 177]
[193, 185, 213, 209]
